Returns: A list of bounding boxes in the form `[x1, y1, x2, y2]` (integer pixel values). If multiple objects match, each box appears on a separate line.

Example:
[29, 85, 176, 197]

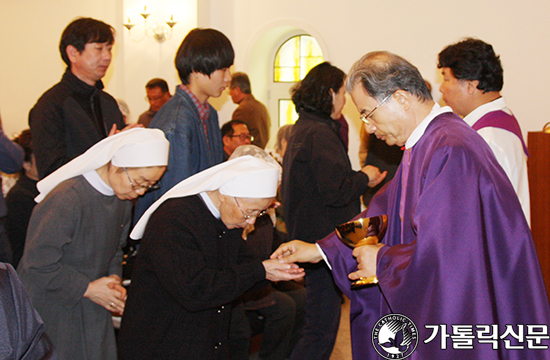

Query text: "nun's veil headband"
[35, 128, 170, 203]
[131, 145, 281, 240]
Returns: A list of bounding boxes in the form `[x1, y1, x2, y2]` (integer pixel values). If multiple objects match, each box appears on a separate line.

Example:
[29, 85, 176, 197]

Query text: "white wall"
[1, 0, 550, 170]
[0, 0, 122, 137]
[120, 0, 197, 124]
[0, 0, 196, 136]
[204, 0, 550, 168]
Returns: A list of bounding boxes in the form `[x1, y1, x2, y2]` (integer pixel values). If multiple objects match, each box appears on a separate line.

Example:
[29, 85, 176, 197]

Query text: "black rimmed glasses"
[230, 133, 254, 142]
[145, 94, 168, 102]
[234, 197, 268, 220]
[124, 167, 161, 192]
[360, 91, 395, 125]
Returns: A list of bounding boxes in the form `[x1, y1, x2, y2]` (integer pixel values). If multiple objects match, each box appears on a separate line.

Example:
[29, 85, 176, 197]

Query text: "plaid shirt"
[180, 85, 210, 121]
[180, 84, 211, 140]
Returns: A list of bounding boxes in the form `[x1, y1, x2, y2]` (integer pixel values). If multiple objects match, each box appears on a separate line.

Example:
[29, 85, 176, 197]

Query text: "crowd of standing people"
[0, 13, 548, 360]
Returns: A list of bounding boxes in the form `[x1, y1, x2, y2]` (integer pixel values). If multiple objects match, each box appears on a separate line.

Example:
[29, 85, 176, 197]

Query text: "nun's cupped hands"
[262, 259, 305, 282]
[83, 274, 127, 315]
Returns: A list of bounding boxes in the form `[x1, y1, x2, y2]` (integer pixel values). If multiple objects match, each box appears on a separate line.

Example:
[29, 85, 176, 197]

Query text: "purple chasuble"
[318, 112, 550, 359]
[399, 148, 411, 242]
[471, 110, 529, 156]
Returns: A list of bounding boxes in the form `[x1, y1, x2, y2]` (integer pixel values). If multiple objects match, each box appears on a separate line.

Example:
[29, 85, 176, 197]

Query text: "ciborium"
[335, 215, 388, 289]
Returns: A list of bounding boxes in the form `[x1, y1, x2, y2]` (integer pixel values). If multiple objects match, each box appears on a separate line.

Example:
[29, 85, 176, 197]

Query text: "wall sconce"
[123, 6, 177, 42]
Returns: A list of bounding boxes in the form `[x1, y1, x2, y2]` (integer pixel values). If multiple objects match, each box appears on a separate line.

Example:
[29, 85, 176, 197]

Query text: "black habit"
[118, 195, 267, 359]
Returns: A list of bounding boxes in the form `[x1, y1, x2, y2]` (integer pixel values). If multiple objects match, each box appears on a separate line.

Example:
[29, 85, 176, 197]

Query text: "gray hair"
[275, 124, 293, 153]
[230, 72, 251, 94]
[347, 51, 432, 102]
[229, 144, 282, 184]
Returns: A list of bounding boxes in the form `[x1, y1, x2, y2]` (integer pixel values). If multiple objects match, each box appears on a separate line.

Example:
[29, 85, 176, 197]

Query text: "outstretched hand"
[361, 165, 387, 188]
[262, 259, 305, 282]
[270, 240, 323, 264]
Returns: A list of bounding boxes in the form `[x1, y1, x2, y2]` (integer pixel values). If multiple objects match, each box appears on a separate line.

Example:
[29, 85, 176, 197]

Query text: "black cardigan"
[282, 111, 370, 243]
[29, 69, 125, 178]
[118, 195, 266, 360]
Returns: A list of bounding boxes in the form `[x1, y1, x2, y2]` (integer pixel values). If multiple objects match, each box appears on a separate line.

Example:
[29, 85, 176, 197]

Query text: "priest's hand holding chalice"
[337, 215, 387, 288]
[270, 215, 387, 290]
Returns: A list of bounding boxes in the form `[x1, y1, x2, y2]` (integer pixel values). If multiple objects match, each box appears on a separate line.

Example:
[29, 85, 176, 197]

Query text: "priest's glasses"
[335, 215, 388, 289]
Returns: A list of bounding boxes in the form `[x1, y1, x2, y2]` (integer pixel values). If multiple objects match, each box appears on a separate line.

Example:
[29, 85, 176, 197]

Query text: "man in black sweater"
[29, 17, 125, 179]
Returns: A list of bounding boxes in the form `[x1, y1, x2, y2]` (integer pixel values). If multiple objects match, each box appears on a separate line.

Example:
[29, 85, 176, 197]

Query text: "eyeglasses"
[144, 94, 168, 102]
[230, 133, 254, 141]
[124, 167, 161, 192]
[360, 91, 395, 125]
[234, 197, 268, 220]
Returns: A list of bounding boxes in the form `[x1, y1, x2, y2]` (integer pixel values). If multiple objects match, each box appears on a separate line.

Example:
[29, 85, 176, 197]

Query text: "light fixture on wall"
[123, 6, 177, 42]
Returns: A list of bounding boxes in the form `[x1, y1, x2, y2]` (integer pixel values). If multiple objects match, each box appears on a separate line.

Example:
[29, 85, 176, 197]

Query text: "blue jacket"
[133, 86, 223, 223]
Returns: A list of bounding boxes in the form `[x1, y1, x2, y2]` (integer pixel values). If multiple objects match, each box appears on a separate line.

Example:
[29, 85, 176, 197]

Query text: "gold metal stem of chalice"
[335, 215, 388, 289]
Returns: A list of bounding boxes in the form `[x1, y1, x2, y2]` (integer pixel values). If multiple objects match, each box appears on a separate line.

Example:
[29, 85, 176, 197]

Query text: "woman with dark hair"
[281, 62, 386, 360]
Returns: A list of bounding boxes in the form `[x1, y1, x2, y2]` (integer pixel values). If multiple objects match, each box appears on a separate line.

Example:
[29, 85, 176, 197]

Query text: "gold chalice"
[335, 215, 388, 289]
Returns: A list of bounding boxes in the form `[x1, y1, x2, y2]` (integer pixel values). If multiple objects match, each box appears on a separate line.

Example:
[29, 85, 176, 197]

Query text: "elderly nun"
[117, 146, 304, 360]
[17, 128, 169, 360]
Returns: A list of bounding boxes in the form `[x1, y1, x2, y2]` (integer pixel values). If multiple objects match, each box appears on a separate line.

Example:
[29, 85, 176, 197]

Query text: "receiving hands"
[262, 259, 305, 282]
[270, 240, 323, 264]
[271, 240, 385, 283]
[361, 165, 387, 188]
[348, 243, 385, 281]
[83, 274, 127, 315]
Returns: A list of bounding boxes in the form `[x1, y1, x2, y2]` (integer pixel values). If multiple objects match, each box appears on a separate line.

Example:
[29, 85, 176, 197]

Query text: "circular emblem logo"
[372, 313, 418, 359]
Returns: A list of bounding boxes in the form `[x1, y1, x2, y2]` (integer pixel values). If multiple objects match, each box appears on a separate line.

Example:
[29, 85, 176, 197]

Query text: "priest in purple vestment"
[272, 51, 550, 360]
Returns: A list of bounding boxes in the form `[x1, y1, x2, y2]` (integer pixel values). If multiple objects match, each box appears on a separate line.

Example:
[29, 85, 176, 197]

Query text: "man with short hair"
[438, 38, 530, 223]
[221, 120, 252, 161]
[29, 17, 125, 179]
[273, 51, 550, 359]
[134, 28, 234, 222]
[137, 78, 171, 128]
[230, 72, 271, 148]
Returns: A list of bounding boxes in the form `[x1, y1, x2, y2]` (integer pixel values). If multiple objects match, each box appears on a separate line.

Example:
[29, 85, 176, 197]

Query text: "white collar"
[82, 170, 114, 196]
[404, 103, 453, 149]
[463, 97, 510, 126]
[199, 192, 221, 219]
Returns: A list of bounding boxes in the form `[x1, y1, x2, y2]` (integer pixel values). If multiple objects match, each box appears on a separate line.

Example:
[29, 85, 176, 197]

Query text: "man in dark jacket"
[29, 17, 125, 179]
[229, 72, 271, 149]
